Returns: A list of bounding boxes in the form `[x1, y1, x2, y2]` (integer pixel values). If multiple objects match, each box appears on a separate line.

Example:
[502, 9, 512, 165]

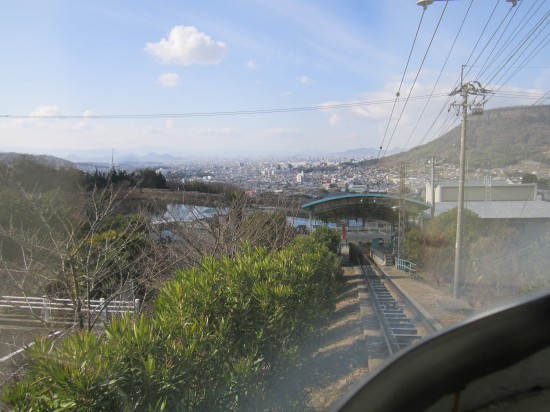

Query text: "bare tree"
[150, 190, 300, 268]
[0, 171, 173, 331]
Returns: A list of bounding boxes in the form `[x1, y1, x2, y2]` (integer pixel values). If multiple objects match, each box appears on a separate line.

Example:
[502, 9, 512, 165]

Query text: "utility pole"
[449, 65, 492, 299]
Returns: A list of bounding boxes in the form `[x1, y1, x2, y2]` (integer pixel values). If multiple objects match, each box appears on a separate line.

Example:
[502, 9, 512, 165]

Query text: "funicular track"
[358, 254, 438, 358]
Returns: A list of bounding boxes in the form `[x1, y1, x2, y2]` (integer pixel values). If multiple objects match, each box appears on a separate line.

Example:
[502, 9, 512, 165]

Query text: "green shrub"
[1, 235, 342, 411]
[310, 226, 341, 254]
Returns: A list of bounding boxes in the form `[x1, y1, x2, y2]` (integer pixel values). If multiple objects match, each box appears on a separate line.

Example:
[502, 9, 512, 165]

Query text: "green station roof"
[301, 193, 431, 223]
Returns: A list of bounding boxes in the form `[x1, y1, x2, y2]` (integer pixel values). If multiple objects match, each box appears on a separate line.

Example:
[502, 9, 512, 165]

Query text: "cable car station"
[302, 193, 431, 268]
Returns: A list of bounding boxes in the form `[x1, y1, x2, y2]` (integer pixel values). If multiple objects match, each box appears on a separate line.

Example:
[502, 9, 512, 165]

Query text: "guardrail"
[395, 258, 417, 274]
[0, 296, 140, 324]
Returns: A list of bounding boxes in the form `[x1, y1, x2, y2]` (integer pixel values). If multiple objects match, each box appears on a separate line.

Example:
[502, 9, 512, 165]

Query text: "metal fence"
[395, 258, 417, 274]
[0, 295, 140, 324]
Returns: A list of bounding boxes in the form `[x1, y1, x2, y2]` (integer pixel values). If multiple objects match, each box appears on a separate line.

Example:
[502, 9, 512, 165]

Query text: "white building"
[425, 181, 537, 204]
[425, 181, 550, 238]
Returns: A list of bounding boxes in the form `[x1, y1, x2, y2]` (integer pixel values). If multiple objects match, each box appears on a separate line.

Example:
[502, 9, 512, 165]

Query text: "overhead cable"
[480, 5, 550, 87]
[532, 90, 550, 105]
[400, 0, 473, 154]
[0, 93, 450, 120]
[461, 0, 501, 81]
[376, 7, 427, 159]
[473, 0, 527, 82]
[485, 14, 550, 89]
[474, 0, 544, 82]
[382, 0, 449, 158]
[466, 1, 516, 80]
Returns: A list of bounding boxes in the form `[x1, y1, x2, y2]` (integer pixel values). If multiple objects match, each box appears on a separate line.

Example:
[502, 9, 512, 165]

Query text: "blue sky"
[1, 0, 549, 158]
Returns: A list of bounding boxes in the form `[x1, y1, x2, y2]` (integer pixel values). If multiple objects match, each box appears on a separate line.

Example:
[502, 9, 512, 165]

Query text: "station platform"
[340, 244, 472, 330]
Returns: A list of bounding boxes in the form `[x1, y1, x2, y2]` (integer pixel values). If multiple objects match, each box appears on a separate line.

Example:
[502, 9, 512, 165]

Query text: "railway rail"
[357, 254, 438, 358]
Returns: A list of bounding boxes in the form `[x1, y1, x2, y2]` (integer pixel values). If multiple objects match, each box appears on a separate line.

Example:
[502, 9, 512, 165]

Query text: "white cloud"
[158, 72, 181, 87]
[75, 110, 97, 130]
[245, 60, 257, 70]
[145, 26, 227, 66]
[30, 105, 60, 117]
[298, 75, 312, 85]
[329, 113, 340, 126]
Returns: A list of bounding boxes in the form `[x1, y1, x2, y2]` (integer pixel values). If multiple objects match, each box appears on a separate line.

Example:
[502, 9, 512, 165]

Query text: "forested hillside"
[383, 105, 550, 167]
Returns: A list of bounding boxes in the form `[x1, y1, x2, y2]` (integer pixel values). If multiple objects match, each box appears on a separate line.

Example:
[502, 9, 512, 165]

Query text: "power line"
[532, 90, 550, 105]
[399, 0, 474, 154]
[0, 93, 450, 120]
[410, 0, 548, 159]
[377, 7, 427, 159]
[473, 0, 527, 82]
[495, 90, 549, 99]
[381, 0, 449, 158]
[467, 0, 515, 78]
[475, 0, 546, 83]
[461, 0, 501, 80]
[485, 21, 550, 104]
[482, 8, 550, 87]
[404, 0, 501, 161]
[0, 87, 538, 124]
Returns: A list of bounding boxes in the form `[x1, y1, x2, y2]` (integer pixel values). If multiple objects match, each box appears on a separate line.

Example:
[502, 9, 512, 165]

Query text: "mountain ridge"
[380, 105, 550, 167]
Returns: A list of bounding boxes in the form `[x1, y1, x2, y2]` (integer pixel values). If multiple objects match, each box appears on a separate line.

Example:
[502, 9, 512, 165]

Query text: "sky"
[1, 0, 549, 159]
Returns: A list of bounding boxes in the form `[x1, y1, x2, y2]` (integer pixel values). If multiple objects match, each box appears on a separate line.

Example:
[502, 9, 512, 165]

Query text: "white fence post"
[100, 298, 106, 320]
[42, 296, 50, 323]
[134, 299, 140, 315]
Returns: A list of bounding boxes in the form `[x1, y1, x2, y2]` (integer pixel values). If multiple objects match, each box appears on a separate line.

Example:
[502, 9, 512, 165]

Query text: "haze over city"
[1, 0, 549, 159]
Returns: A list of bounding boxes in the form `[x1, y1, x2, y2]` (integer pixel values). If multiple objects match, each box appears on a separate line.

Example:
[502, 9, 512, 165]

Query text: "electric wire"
[495, 90, 548, 99]
[406, 0, 501, 162]
[376, 7, 426, 159]
[532, 90, 550, 105]
[485, 20, 550, 104]
[0, 93, 449, 120]
[478, 2, 548, 86]
[473, 0, 527, 82]
[415, 0, 547, 164]
[2, 0, 545, 160]
[399, 0, 473, 154]
[489, 36, 550, 106]
[9, 87, 542, 124]
[475, 0, 544, 83]
[465, 0, 515, 80]
[434, 110, 461, 142]
[491, 20, 550, 86]
[460, 0, 501, 82]
[381, 1, 449, 158]
[481, 8, 550, 88]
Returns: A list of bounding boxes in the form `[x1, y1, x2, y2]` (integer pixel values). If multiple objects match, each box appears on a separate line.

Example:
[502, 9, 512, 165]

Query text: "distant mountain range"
[0, 152, 74, 169]
[59, 147, 400, 163]
[381, 105, 550, 168]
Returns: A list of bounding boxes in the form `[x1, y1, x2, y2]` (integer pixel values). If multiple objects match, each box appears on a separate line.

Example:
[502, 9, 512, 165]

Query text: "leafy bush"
[310, 226, 341, 254]
[1, 234, 342, 411]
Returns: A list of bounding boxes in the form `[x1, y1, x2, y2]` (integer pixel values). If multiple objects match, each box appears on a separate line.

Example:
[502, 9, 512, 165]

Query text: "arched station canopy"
[301, 193, 431, 223]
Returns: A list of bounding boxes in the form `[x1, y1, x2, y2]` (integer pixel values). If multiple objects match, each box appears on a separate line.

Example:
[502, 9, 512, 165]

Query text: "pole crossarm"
[449, 81, 494, 116]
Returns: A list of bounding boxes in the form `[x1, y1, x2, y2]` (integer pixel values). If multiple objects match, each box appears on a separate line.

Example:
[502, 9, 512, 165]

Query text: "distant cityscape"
[73, 153, 548, 202]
